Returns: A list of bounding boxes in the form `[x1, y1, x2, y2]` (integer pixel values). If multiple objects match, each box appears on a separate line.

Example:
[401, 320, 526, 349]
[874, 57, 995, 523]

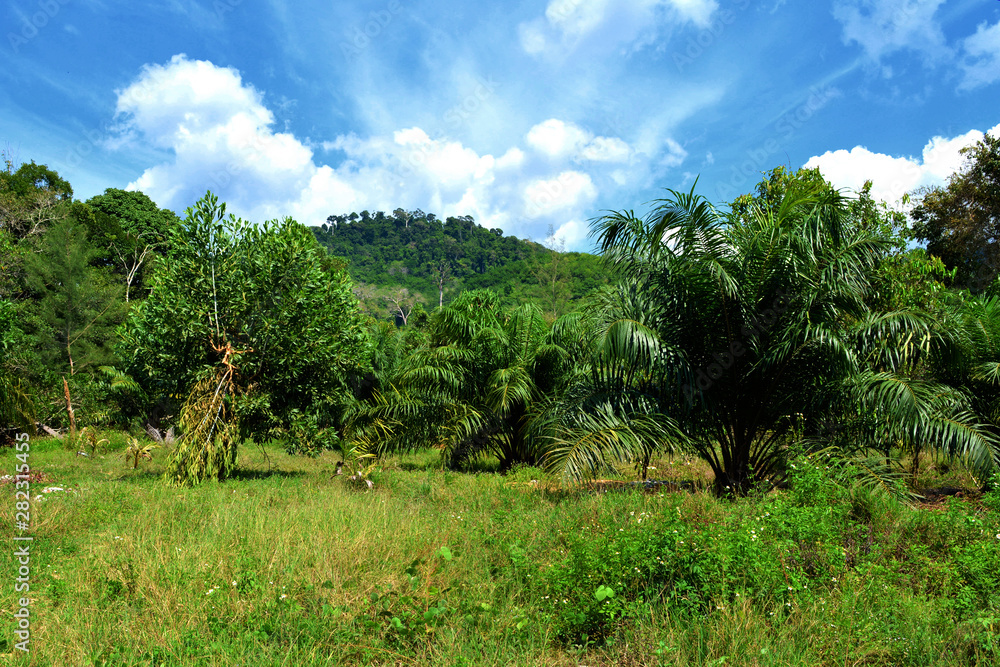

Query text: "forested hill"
[309, 209, 607, 318]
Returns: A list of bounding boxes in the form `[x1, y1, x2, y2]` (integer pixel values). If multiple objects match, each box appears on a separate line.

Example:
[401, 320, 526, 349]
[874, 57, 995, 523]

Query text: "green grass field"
[2, 436, 999, 666]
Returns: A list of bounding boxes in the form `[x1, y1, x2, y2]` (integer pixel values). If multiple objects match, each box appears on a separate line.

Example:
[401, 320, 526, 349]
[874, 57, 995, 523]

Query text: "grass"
[2, 435, 999, 665]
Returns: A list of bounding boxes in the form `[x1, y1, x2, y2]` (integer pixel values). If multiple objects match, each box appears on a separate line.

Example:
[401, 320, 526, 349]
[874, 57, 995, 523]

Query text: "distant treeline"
[311, 209, 607, 318]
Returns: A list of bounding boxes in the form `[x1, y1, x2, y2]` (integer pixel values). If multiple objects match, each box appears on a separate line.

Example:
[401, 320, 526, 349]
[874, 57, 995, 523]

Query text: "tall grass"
[2, 439, 998, 665]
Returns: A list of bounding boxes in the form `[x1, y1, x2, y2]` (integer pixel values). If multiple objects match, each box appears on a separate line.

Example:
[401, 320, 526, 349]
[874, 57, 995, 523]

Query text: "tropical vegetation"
[2, 136, 1000, 664]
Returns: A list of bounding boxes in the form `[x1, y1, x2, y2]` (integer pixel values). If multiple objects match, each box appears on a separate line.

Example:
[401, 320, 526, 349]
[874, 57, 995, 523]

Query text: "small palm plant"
[123, 436, 160, 470]
[339, 440, 379, 489]
[78, 427, 110, 457]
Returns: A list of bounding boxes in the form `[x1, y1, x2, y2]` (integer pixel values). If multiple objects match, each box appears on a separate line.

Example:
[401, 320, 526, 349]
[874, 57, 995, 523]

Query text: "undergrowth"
[1, 442, 998, 665]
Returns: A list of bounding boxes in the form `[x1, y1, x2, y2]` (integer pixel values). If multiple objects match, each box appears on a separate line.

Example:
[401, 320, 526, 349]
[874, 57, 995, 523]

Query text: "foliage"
[911, 133, 1000, 292]
[0, 157, 72, 238]
[22, 213, 124, 377]
[122, 192, 372, 465]
[76, 426, 110, 456]
[122, 435, 160, 469]
[0, 297, 33, 431]
[312, 210, 607, 316]
[82, 189, 181, 302]
[165, 359, 241, 484]
[348, 289, 570, 470]
[584, 168, 1000, 494]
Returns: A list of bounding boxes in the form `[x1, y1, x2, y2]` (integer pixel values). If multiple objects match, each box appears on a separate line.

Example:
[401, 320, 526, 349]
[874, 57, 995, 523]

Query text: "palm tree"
[348, 290, 569, 470]
[570, 171, 1000, 494]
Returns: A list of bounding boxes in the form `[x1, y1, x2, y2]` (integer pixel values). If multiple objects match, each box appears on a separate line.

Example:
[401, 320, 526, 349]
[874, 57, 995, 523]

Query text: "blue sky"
[2, 0, 999, 250]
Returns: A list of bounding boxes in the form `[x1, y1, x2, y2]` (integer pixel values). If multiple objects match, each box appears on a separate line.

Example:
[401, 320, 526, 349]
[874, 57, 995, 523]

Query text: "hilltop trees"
[84, 188, 181, 301]
[0, 157, 72, 239]
[312, 209, 607, 315]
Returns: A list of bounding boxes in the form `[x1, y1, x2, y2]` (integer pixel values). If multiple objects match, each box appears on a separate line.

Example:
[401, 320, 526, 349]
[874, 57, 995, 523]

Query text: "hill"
[310, 209, 607, 320]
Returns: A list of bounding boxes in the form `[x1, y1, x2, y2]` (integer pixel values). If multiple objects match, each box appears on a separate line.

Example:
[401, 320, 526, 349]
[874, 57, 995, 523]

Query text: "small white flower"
[206, 589, 215, 596]
[280, 594, 287, 600]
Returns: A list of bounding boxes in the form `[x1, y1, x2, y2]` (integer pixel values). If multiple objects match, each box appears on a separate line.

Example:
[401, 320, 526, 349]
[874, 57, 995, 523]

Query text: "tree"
[22, 214, 124, 431]
[563, 170, 999, 494]
[122, 192, 371, 483]
[911, 133, 1000, 292]
[348, 289, 569, 470]
[85, 189, 180, 301]
[429, 257, 452, 308]
[23, 215, 123, 377]
[383, 286, 425, 326]
[532, 228, 571, 320]
[0, 297, 33, 432]
[0, 157, 72, 238]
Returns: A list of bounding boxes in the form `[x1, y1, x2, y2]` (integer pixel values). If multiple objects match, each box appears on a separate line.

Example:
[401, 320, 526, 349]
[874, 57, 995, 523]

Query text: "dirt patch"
[0, 470, 55, 485]
[915, 485, 983, 510]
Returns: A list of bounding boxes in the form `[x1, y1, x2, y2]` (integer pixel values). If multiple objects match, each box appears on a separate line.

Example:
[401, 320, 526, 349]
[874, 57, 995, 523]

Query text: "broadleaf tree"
[121, 192, 372, 483]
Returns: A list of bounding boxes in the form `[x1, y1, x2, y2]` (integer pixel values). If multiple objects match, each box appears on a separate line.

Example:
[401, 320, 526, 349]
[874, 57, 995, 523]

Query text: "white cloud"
[832, 0, 948, 65]
[526, 119, 592, 158]
[659, 138, 688, 168]
[959, 20, 1000, 90]
[580, 136, 631, 162]
[518, 20, 549, 55]
[523, 171, 598, 217]
[548, 219, 589, 249]
[520, 0, 718, 57]
[116, 55, 356, 225]
[525, 119, 632, 162]
[803, 124, 1000, 206]
[112, 56, 665, 250]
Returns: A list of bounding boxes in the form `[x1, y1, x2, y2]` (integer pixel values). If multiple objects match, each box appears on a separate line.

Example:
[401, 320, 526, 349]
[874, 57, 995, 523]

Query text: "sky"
[1, 0, 999, 250]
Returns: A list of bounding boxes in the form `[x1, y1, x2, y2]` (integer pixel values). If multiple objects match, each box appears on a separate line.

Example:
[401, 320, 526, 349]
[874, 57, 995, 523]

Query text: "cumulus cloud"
[959, 20, 1000, 90]
[803, 123, 1000, 206]
[832, 0, 948, 65]
[548, 219, 590, 249]
[523, 171, 598, 217]
[519, 0, 718, 57]
[112, 55, 663, 249]
[526, 119, 632, 162]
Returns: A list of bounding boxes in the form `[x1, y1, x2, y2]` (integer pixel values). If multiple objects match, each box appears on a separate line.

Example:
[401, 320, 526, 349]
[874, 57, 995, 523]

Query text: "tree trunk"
[62, 376, 76, 436]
